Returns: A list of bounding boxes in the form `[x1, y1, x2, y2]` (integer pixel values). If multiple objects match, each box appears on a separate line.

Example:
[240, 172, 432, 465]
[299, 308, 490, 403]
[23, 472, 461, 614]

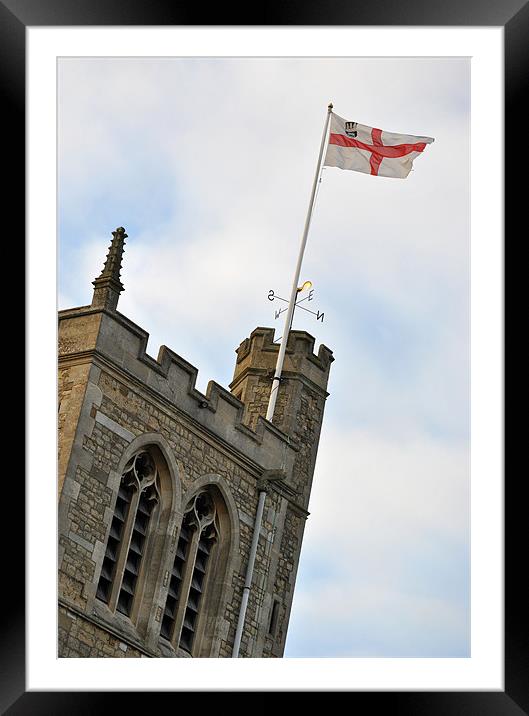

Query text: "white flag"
[324, 113, 434, 179]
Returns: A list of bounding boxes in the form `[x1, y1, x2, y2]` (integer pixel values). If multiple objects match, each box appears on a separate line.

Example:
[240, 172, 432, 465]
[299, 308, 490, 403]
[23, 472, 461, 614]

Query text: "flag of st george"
[324, 113, 434, 179]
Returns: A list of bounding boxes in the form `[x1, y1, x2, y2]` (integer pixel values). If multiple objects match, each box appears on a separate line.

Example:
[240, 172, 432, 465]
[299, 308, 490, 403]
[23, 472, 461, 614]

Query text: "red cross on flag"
[324, 112, 434, 179]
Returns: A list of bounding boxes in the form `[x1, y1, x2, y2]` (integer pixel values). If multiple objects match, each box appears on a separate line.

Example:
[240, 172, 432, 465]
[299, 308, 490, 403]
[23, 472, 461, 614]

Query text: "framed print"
[6, 0, 521, 712]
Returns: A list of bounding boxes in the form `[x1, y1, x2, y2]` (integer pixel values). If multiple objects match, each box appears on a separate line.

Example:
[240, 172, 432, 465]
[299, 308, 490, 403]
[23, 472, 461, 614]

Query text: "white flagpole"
[265, 102, 333, 422]
[231, 103, 333, 658]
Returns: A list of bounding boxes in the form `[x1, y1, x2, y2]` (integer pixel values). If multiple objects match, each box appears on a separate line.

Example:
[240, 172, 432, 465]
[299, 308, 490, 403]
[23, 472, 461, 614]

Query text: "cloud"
[307, 426, 470, 545]
[286, 427, 470, 656]
[287, 581, 469, 657]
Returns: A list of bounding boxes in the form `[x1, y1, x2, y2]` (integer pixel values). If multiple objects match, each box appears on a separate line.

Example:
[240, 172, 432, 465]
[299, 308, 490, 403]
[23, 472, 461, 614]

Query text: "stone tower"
[58, 227, 333, 658]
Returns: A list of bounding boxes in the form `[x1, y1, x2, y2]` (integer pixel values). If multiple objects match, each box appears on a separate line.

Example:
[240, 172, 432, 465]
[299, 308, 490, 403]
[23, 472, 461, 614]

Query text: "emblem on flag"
[324, 112, 434, 179]
[344, 121, 358, 137]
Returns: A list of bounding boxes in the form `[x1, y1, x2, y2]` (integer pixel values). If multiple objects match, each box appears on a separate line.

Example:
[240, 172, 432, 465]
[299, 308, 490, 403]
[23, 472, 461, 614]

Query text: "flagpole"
[231, 103, 332, 658]
[265, 101, 333, 422]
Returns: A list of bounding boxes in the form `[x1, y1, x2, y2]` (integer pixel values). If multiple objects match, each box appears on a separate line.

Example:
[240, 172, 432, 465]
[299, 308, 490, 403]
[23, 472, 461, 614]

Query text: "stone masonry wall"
[58, 309, 332, 659]
[59, 362, 295, 658]
[230, 328, 333, 511]
[59, 604, 146, 658]
[58, 363, 91, 497]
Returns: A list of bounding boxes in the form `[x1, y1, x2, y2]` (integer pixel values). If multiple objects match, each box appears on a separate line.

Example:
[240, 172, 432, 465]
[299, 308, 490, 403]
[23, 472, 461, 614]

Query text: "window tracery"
[96, 451, 160, 617]
[161, 490, 219, 653]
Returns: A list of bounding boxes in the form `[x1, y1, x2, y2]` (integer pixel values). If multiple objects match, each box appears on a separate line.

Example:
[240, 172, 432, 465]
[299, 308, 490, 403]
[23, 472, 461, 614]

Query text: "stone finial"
[91, 227, 127, 311]
[98, 226, 127, 282]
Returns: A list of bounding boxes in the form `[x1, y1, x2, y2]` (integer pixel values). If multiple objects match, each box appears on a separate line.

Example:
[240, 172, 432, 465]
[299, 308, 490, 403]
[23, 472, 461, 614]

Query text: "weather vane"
[267, 281, 325, 341]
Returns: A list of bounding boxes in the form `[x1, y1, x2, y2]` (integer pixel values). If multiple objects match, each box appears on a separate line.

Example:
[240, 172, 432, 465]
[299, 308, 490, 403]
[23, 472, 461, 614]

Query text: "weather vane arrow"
[267, 281, 325, 341]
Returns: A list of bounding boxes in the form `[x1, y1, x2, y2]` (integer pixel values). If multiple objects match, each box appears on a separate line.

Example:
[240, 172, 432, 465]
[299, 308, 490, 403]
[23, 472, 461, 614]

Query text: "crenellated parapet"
[232, 326, 333, 398]
[58, 306, 302, 478]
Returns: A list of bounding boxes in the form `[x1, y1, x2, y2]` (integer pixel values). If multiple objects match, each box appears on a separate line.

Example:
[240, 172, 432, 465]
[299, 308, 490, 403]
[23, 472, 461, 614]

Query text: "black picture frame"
[6, 0, 520, 712]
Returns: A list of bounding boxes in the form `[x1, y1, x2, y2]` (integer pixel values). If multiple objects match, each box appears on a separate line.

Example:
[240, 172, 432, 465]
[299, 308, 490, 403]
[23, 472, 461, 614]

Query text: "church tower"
[58, 227, 333, 658]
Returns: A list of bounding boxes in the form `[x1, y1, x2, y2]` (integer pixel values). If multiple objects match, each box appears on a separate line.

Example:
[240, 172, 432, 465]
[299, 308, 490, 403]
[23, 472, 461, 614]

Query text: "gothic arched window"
[96, 450, 160, 618]
[160, 490, 219, 653]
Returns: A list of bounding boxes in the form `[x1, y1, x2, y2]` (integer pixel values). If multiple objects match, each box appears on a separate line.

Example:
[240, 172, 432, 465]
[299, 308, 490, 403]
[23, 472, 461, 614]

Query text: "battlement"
[231, 326, 334, 397]
[59, 306, 297, 476]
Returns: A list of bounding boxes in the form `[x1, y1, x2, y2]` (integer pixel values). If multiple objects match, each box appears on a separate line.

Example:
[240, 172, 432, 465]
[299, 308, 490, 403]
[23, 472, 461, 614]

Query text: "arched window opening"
[160, 513, 191, 640]
[161, 490, 219, 653]
[96, 451, 160, 617]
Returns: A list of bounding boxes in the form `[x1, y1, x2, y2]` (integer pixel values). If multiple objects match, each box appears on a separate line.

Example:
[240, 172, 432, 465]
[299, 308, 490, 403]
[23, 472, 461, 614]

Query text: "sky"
[58, 56, 470, 658]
